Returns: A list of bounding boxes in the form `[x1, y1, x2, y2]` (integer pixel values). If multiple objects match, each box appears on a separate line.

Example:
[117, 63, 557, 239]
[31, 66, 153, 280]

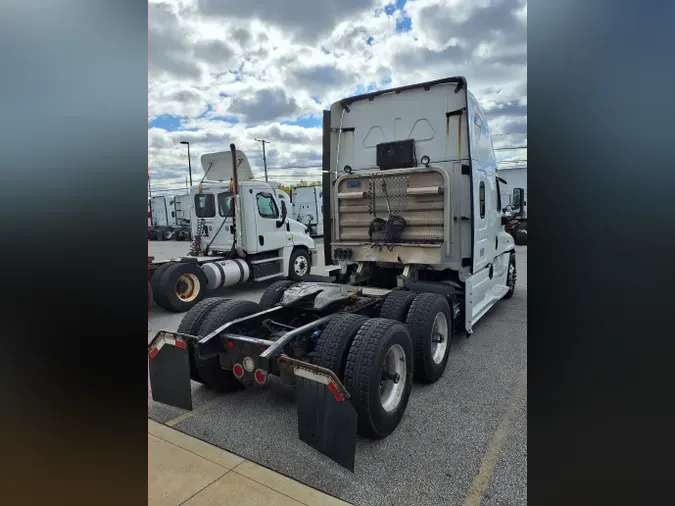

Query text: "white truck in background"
[148, 147, 317, 312]
[291, 186, 323, 237]
[149, 194, 192, 241]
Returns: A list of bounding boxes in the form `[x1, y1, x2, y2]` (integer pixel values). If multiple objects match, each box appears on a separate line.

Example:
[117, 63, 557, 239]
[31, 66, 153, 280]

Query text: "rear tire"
[406, 293, 452, 384]
[313, 314, 368, 380]
[195, 300, 261, 391]
[177, 297, 230, 382]
[379, 290, 417, 322]
[157, 263, 208, 312]
[259, 280, 296, 310]
[150, 262, 176, 308]
[343, 318, 414, 439]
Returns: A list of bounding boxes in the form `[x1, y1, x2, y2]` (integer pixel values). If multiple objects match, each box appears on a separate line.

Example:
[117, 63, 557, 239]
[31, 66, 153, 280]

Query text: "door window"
[217, 192, 233, 217]
[194, 194, 215, 218]
[479, 182, 486, 218]
[256, 192, 279, 219]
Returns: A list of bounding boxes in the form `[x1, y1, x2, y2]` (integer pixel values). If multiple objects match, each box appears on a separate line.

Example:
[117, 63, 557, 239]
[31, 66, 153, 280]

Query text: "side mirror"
[277, 200, 288, 228]
[512, 188, 524, 214]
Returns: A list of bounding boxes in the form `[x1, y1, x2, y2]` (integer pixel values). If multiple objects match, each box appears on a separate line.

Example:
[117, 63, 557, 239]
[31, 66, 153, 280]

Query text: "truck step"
[253, 273, 285, 282]
[249, 256, 283, 265]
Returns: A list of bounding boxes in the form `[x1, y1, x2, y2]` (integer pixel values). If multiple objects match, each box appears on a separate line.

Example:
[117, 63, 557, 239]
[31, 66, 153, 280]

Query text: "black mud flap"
[279, 357, 358, 471]
[148, 331, 195, 411]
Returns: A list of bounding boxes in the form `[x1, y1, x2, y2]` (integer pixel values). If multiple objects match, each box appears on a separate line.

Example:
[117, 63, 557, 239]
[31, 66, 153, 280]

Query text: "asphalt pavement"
[148, 240, 527, 506]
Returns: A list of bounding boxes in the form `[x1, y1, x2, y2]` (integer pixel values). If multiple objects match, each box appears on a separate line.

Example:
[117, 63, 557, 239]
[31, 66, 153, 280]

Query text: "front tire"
[194, 300, 261, 391]
[406, 293, 452, 384]
[343, 318, 414, 439]
[503, 254, 517, 299]
[288, 248, 311, 281]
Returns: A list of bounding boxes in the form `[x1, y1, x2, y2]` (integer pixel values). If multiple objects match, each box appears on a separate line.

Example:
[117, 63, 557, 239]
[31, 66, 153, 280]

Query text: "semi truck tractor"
[148, 148, 317, 312]
[148, 77, 518, 470]
[291, 186, 323, 237]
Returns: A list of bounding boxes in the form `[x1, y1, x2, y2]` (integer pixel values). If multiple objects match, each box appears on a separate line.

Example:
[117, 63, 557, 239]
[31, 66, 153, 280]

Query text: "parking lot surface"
[148, 240, 527, 506]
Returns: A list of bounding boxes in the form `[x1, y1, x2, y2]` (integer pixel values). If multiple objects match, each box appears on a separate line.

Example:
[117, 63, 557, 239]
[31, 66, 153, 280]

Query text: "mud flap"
[148, 331, 194, 411]
[280, 357, 358, 471]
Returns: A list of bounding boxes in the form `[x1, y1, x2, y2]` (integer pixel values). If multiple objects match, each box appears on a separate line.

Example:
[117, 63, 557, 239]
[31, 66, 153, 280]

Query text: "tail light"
[254, 369, 267, 385]
[232, 363, 244, 378]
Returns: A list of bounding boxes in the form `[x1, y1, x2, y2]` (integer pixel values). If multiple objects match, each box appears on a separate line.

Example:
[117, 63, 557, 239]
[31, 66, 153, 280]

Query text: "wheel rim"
[175, 273, 200, 302]
[380, 344, 407, 412]
[431, 312, 449, 364]
[293, 255, 308, 276]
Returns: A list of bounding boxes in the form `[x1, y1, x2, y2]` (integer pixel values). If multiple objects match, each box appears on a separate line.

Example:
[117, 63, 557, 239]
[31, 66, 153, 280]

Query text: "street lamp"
[180, 141, 192, 186]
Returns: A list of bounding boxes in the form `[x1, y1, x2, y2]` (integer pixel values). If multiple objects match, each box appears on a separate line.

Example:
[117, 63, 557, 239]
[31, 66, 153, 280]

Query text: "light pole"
[254, 138, 270, 181]
[180, 141, 192, 186]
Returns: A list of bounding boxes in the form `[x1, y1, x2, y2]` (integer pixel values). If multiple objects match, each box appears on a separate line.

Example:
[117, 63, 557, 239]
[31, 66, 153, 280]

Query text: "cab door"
[253, 190, 288, 253]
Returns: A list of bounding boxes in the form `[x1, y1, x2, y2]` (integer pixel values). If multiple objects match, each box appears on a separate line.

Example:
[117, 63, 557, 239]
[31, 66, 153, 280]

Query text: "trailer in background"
[291, 186, 323, 237]
[498, 166, 527, 245]
[149, 194, 192, 241]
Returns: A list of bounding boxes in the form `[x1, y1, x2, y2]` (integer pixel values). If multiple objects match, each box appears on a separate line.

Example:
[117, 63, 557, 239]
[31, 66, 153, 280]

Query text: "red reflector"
[327, 381, 344, 402]
[254, 370, 266, 384]
[174, 340, 186, 349]
[149, 347, 158, 359]
[227, 341, 234, 349]
[232, 364, 244, 378]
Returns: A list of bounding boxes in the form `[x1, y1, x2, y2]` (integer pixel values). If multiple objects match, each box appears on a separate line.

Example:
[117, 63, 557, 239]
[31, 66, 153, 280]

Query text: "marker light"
[243, 356, 255, 373]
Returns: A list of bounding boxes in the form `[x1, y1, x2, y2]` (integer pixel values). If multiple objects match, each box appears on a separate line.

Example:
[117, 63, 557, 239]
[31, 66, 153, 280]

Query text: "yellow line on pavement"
[463, 369, 527, 506]
[165, 396, 223, 427]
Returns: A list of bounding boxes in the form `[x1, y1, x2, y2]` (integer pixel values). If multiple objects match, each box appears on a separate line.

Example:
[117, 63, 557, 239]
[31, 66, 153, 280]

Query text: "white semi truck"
[149, 77, 518, 471]
[148, 148, 318, 312]
[291, 186, 323, 237]
[149, 194, 192, 241]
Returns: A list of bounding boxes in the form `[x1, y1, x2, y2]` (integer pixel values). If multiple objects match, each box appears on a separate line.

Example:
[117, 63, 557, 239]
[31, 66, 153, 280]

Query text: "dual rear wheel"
[311, 291, 453, 439]
[150, 261, 208, 313]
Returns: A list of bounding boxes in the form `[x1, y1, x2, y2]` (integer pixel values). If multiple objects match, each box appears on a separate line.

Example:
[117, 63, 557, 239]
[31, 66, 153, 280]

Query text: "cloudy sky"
[148, 0, 527, 195]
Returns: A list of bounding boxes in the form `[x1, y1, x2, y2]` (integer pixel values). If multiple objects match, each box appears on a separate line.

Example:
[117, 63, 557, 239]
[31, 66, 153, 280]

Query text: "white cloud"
[149, 0, 527, 191]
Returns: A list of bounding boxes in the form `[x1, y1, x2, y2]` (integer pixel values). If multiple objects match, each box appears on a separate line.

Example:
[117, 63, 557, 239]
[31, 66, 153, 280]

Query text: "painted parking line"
[165, 396, 223, 427]
[464, 369, 527, 506]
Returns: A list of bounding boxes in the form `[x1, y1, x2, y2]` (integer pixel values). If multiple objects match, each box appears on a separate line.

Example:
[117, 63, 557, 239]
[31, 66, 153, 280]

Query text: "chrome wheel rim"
[431, 313, 449, 364]
[293, 255, 308, 276]
[380, 344, 407, 412]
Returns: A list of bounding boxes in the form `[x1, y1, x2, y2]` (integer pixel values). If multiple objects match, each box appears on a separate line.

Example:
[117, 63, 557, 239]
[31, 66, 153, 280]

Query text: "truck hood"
[288, 218, 315, 245]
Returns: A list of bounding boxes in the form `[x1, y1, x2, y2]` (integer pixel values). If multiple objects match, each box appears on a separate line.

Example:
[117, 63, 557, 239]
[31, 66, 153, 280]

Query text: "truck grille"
[336, 171, 445, 243]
